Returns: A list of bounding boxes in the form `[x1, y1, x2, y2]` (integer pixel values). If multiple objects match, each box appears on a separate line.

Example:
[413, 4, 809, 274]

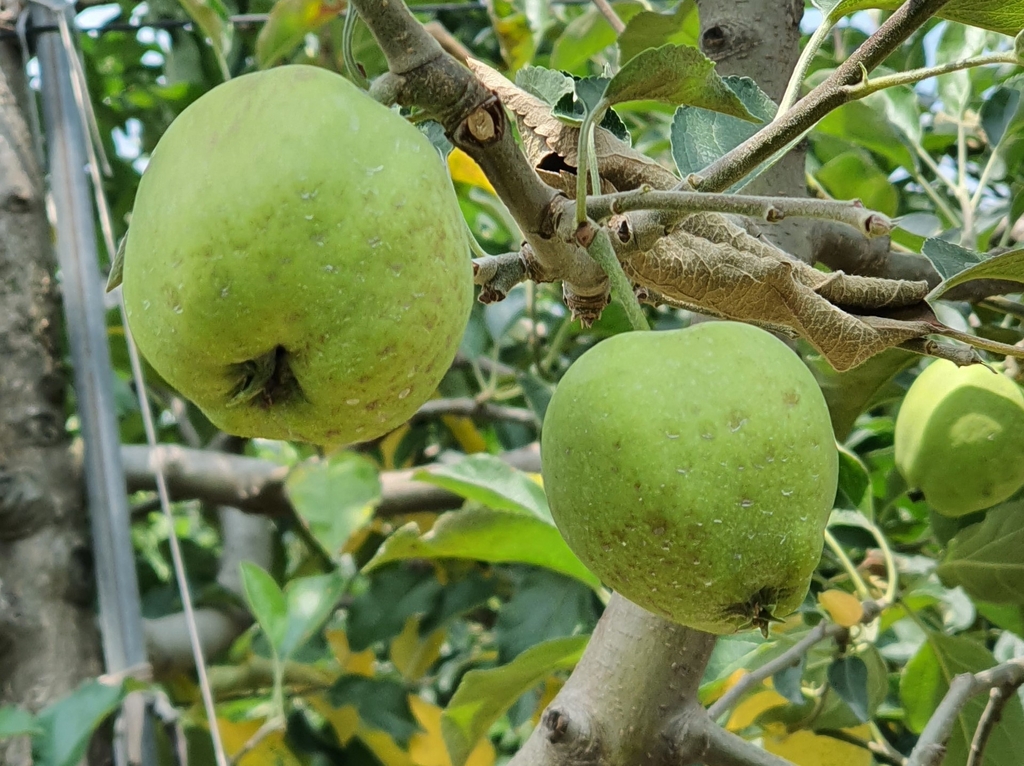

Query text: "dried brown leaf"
[465, 59, 1024, 371]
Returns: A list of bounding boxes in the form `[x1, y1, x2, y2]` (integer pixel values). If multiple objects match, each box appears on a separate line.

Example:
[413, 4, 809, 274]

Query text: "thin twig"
[852, 51, 1019, 98]
[411, 397, 539, 425]
[967, 686, 1011, 766]
[707, 600, 884, 721]
[907, 658, 1024, 766]
[229, 716, 286, 766]
[587, 228, 649, 331]
[707, 621, 839, 720]
[122, 442, 543, 518]
[590, 0, 625, 33]
[588, 187, 891, 236]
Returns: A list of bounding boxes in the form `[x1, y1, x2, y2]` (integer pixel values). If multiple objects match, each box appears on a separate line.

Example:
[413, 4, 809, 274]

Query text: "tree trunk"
[0, 37, 105, 765]
[696, 0, 810, 261]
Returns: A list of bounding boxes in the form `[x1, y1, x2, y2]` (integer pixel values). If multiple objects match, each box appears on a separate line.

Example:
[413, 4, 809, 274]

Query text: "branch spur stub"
[454, 96, 505, 147]
[535, 704, 604, 765]
[563, 286, 610, 327]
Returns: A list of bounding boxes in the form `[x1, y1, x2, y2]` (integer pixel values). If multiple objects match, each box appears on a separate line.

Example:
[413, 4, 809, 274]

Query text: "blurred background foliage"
[4, 0, 1024, 763]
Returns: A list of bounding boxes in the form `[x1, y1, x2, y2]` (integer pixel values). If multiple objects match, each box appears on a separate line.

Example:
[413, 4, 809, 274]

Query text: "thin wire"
[41, 10, 231, 766]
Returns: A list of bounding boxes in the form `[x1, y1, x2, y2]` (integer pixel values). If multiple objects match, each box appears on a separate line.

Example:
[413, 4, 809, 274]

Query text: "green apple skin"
[122, 65, 473, 446]
[541, 322, 839, 635]
[895, 359, 1024, 517]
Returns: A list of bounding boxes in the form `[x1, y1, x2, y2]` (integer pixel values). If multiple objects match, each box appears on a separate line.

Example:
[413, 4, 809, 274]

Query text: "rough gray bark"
[0, 38, 105, 765]
[696, 0, 810, 262]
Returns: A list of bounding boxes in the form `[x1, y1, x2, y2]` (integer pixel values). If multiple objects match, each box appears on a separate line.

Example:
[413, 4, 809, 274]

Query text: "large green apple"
[541, 322, 839, 635]
[120, 65, 473, 446]
[895, 359, 1024, 517]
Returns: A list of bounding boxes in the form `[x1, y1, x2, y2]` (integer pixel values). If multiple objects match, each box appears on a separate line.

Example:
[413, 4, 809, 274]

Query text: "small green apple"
[120, 65, 473, 446]
[896, 359, 1024, 517]
[541, 322, 839, 635]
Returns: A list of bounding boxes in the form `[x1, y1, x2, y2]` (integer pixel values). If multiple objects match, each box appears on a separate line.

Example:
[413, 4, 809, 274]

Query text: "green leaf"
[772, 656, 806, 705]
[413, 454, 550, 520]
[836, 446, 874, 520]
[922, 238, 986, 281]
[812, 0, 1024, 37]
[240, 561, 288, 653]
[346, 566, 444, 651]
[816, 150, 899, 217]
[280, 572, 347, 658]
[177, 0, 232, 66]
[928, 244, 1024, 299]
[671, 76, 777, 177]
[981, 86, 1022, 148]
[549, 3, 645, 75]
[33, 680, 126, 766]
[977, 600, 1024, 634]
[827, 656, 870, 723]
[0, 706, 39, 740]
[812, 645, 889, 730]
[329, 677, 419, 746]
[938, 501, 1024, 605]
[803, 344, 917, 441]
[604, 44, 757, 120]
[285, 453, 381, 556]
[363, 508, 600, 589]
[255, 0, 345, 68]
[515, 66, 574, 106]
[495, 568, 600, 662]
[575, 76, 609, 114]
[900, 631, 1024, 765]
[441, 636, 588, 766]
[813, 99, 916, 170]
[617, 0, 699, 64]
[937, 24, 988, 114]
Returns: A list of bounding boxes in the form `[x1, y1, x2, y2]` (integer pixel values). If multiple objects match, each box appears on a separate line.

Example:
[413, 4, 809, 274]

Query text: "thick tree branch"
[688, 712, 795, 766]
[350, 0, 608, 303]
[121, 443, 542, 518]
[907, 657, 1024, 766]
[509, 595, 719, 766]
[694, 0, 955, 193]
[589, 189, 891, 236]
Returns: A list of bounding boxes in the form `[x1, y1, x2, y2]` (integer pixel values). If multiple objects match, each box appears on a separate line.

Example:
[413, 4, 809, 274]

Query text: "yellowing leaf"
[700, 669, 748, 706]
[217, 717, 301, 766]
[380, 424, 412, 470]
[530, 677, 564, 726]
[818, 590, 864, 628]
[326, 629, 376, 677]
[764, 725, 873, 766]
[409, 695, 496, 766]
[726, 689, 787, 732]
[309, 694, 360, 745]
[447, 149, 494, 193]
[441, 415, 488, 454]
[392, 512, 440, 535]
[359, 726, 416, 766]
[256, 0, 346, 68]
[390, 616, 447, 682]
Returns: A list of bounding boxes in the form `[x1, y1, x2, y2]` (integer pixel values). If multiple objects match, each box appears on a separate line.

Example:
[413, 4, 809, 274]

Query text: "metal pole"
[33, 3, 153, 763]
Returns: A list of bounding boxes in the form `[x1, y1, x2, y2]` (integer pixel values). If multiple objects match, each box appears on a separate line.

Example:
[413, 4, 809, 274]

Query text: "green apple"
[541, 322, 839, 635]
[120, 65, 473, 446]
[895, 359, 1024, 517]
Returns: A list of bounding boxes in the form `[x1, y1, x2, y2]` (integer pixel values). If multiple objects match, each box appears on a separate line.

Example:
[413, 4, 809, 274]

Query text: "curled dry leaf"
[466, 59, 1024, 371]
